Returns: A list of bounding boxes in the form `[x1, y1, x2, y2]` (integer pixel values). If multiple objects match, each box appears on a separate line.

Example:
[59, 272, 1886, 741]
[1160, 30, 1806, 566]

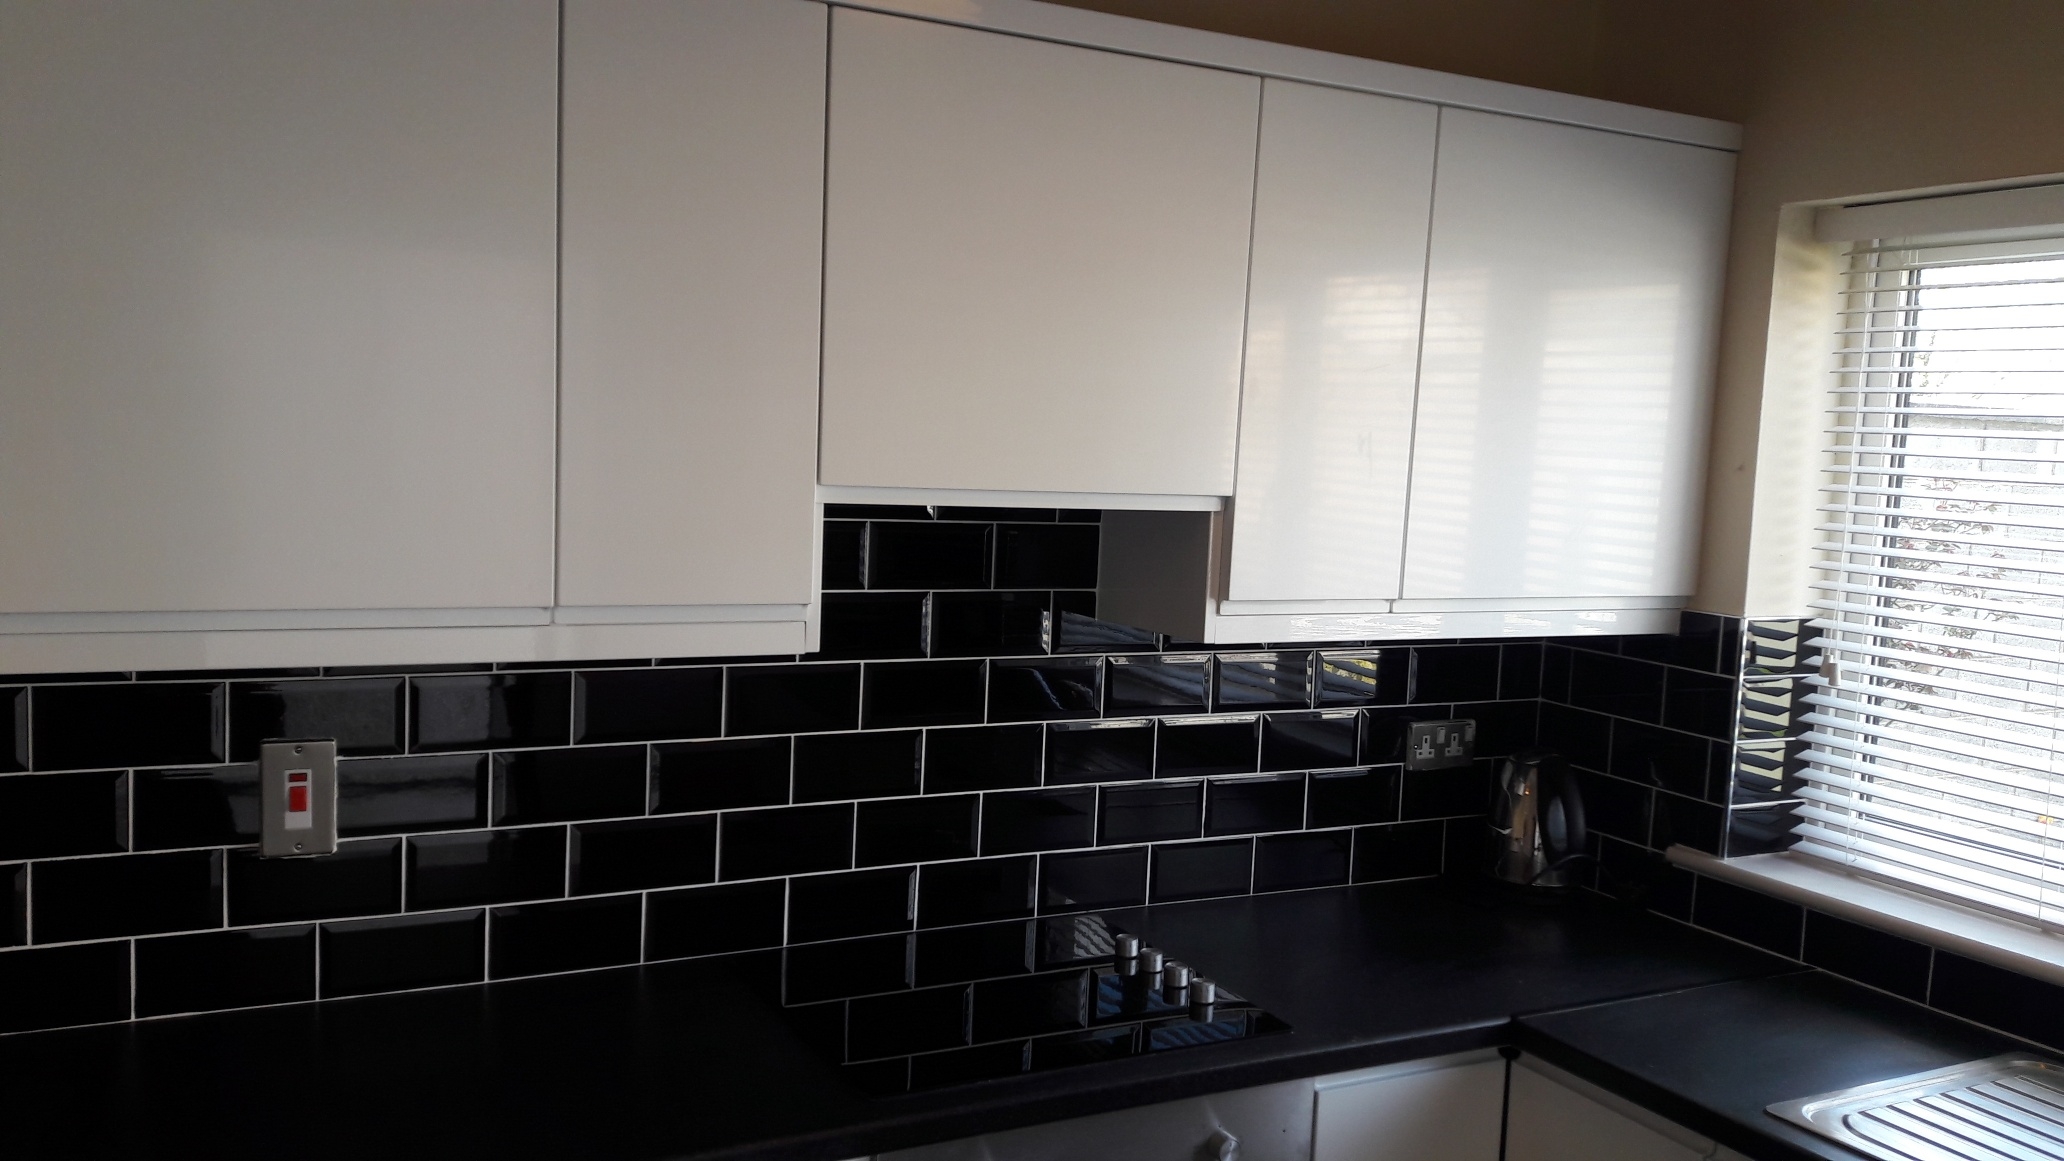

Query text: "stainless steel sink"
[1770, 1054, 2064, 1160]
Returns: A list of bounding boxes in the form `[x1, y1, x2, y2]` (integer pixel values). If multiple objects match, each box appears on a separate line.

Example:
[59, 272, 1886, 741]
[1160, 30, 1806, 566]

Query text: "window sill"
[1665, 846, 2064, 989]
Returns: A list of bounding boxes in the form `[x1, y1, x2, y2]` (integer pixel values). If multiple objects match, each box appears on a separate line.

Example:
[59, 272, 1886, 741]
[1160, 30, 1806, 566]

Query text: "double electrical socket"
[1404, 719, 1477, 771]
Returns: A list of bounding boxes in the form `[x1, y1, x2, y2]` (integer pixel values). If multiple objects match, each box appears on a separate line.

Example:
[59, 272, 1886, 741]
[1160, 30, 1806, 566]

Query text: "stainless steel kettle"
[1490, 749, 1588, 889]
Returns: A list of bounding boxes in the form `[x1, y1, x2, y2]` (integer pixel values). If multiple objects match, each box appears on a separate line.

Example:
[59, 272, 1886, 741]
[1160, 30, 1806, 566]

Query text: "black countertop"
[0, 880, 2019, 1160]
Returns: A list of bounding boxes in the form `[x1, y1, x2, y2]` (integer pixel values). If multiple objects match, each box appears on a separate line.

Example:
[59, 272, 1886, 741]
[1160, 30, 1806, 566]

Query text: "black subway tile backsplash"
[1216, 653, 1311, 709]
[983, 788, 1095, 855]
[924, 725, 1043, 793]
[1151, 839, 1252, 902]
[318, 910, 485, 998]
[1928, 953, 2064, 1052]
[647, 881, 785, 960]
[493, 746, 647, 825]
[1316, 651, 1404, 707]
[1105, 654, 1209, 715]
[822, 520, 866, 590]
[1801, 911, 1932, 1002]
[0, 688, 23, 772]
[410, 673, 570, 752]
[931, 591, 1049, 657]
[1262, 711, 1357, 772]
[133, 765, 257, 849]
[1100, 782, 1202, 846]
[339, 754, 488, 836]
[1400, 765, 1491, 821]
[1690, 876, 1802, 957]
[136, 925, 315, 1017]
[788, 933, 910, 1003]
[490, 896, 641, 979]
[1608, 720, 1709, 799]
[572, 667, 721, 744]
[1205, 774, 1306, 836]
[868, 521, 992, 590]
[229, 677, 403, 760]
[995, 523, 1099, 589]
[1254, 831, 1351, 892]
[1040, 848, 1147, 913]
[33, 681, 224, 770]
[0, 770, 126, 860]
[862, 660, 986, 729]
[1352, 821, 1443, 882]
[789, 867, 913, 942]
[33, 849, 222, 942]
[989, 657, 1101, 722]
[0, 941, 130, 1033]
[819, 593, 928, 661]
[915, 920, 1035, 985]
[653, 736, 791, 813]
[1307, 768, 1399, 829]
[794, 730, 921, 802]
[856, 795, 978, 865]
[720, 804, 853, 881]
[1157, 716, 1258, 778]
[1564, 652, 1664, 724]
[570, 816, 716, 894]
[1410, 646, 1500, 703]
[918, 856, 1035, 927]
[1047, 720, 1153, 785]
[727, 664, 861, 736]
[228, 839, 400, 924]
[406, 828, 566, 910]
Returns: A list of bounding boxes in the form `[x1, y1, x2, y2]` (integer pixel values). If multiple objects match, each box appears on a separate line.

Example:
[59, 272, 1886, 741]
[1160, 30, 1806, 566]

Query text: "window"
[1802, 218, 2064, 926]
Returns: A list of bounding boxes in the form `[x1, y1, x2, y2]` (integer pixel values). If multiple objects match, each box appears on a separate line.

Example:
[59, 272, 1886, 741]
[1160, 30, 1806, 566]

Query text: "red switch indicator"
[287, 785, 310, 813]
[284, 768, 313, 830]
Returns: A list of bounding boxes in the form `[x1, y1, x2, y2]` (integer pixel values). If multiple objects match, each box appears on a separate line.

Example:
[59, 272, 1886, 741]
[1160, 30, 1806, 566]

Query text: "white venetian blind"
[1799, 213, 2064, 927]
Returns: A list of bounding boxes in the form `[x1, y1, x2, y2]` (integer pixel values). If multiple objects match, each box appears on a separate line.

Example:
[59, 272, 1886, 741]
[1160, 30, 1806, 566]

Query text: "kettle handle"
[1551, 762, 1587, 860]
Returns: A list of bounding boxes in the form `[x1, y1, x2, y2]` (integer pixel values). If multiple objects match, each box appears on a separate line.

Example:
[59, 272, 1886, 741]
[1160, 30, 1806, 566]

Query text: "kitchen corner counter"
[1, 881, 1825, 1159]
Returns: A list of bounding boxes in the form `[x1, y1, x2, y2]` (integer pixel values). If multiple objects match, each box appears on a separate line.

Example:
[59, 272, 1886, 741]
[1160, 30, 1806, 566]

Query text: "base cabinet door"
[877, 1077, 1315, 1161]
[1505, 1059, 1713, 1161]
[1313, 1052, 1505, 1161]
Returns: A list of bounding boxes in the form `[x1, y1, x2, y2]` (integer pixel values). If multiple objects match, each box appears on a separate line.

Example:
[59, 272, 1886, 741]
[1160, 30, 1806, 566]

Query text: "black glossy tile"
[1315, 651, 1405, 707]
[1401, 764, 1491, 820]
[33, 681, 223, 771]
[790, 867, 913, 942]
[327, 754, 485, 839]
[1046, 720, 1153, 785]
[930, 591, 1049, 658]
[1608, 720, 1708, 798]
[1052, 611, 1155, 655]
[1307, 767, 1400, 828]
[1351, 821, 1444, 882]
[720, 803, 853, 880]
[1593, 836, 1694, 921]
[982, 788, 1095, 855]
[989, 657, 1102, 722]
[652, 736, 790, 813]
[405, 828, 565, 910]
[869, 522, 991, 590]
[858, 795, 978, 865]
[1650, 792, 1724, 854]
[488, 895, 641, 979]
[1029, 1026, 1136, 1073]
[864, 660, 986, 729]
[1254, 831, 1351, 892]
[0, 687, 22, 772]
[822, 521, 866, 590]
[1442, 814, 1495, 877]
[572, 667, 721, 744]
[939, 506, 1058, 522]
[924, 725, 1043, 793]
[1541, 645, 1573, 703]
[1157, 717, 1258, 778]
[1456, 700, 1537, 758]
[1039, 847, 1148, 914]
[1215, 652, 1312, 710]
[794, 730, 921, 802]
[319, 910, 485, 996]
[646, 880, 786, 959]
[228, 838, 400, 924]
[787, 933, 910, 1002]
[848, 985, 971, 1059]
[1692, 875, 1802, 957]
[995, 523, 1098, 588]
[1499, 644, 1544, 700]
[1801, 911, 1931, 1001]
[819, 593, 928, 661]
[1565, 652, 1665, 723]
[1410, 646, 1500, 703]
[229, 678, 403, 760]
[1205, 774, 1305, 836]
[409, 673, 570, 752]
[1582, 772, 1653, 844]
[973, 970, 1090, 1040]
[570, 815, 715, 894]
[1358, 706, 1426, 767]
[915, 920, 1035, 985]
[2, 864, 21, 947]
[0, 770, 125, 859]
[0, 942, 129, 1032]
[1099, 782, 1201, 845]
[826, 503, 931, 520]
[1261, 711, 1358, 772]
[136, 926, 314, 1017]
[1537, 702, 1612, 772]
[1150, 839, 1251, 902]
[492, 746, 647, 825]
[33, 849, 221, 942]
[1663, 669, 1736, 740]
[727, 664, 860, 736]
[1105, 654, 1208, 714]
[132, 764, 256, 849]
[918, 856, 1035, 927]
[1930, 953, 2064, 1051]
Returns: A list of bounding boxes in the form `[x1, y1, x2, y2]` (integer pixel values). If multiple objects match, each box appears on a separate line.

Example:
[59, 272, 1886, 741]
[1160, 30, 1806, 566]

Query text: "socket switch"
[260, 738, 339, 857]
[1404, 719, 1477, 772]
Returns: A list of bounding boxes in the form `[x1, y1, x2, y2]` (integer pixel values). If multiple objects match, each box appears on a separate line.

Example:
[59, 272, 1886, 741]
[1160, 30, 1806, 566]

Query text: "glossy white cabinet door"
[0, 0, 558, 613]
[1505, 1062, 1711, 1161]
[1400, 110, 1734, 601]
[1313, 1054, 1506, 1161]
[558, 0, 825, 609]
[1228, 80, 1438, 602]
[820, 8, 1258, 496]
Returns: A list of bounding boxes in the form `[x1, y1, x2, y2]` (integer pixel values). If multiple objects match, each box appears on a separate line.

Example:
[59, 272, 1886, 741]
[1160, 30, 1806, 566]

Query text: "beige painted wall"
[1053, 0, 2064, 616]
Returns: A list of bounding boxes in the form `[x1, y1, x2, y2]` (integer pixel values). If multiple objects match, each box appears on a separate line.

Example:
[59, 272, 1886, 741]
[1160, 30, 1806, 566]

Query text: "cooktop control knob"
[1112, 932, 1141, 960]
[1138, 947, 1166, 973]
[1165, 961, 1193, 987]
[1190, 977, 1217, 1005]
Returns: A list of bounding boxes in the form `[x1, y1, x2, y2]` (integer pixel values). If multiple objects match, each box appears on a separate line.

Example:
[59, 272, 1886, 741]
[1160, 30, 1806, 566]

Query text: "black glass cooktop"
[778, 913, 1290, 1096]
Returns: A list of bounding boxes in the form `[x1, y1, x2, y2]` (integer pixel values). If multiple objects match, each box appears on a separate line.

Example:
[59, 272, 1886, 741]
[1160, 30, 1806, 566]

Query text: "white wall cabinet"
[818, 7, 1260, 500]
[1312, 1052, 1506, 1161]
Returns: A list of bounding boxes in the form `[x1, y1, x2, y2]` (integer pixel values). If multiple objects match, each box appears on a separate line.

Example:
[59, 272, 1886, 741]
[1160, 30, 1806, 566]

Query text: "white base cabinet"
[1313, 1052, 1506, 1161]
[1506, 1058, 1721, 1161]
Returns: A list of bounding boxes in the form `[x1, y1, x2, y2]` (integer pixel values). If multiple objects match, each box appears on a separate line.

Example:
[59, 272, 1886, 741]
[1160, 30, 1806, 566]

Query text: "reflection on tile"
[0, 770, 126, 860]
[1307, 768, 1399, 828]
[1358, 706, 1421, 767]
[973, 970, 1090, 1040]
[229, 678, 403, 760]
[819, 593, 928, 661]
[228, 839, 400, 924]
[1157, 716, 1257, 778]
[982, 788, 1095, 855]
[1039, 847, 1147, 913]
[1215, 653, 1311, 710]
[916, 920, 1035, 985]
[1150, 839, 1251, 902]
[1723, 803, 1799, 856]
[135, 925, 314, 1016]
[132, 764, 255, 849]
[1317, 651, 1405, 707]
[0, 942, 129, 1033]
[727, 665, 861, 736]
[1052, 612, 1157, 656]
[572, 667, 721, 744]
[1608, 721, 1707, 798]
[338, 754, 488, 837]
[1047, 720, 1154, 785]
[931, 591, 1049, 658]
[409, 673, 570, 752]
[794, 730, 921, 802]
[1731, 739, 1801, 805]
[652, 736, 790, 813]
[405, 828, 565, 910]
[318, 910, 487, 998]
[1262, 711, 1357, 772]
[33, 682, 224, 771]
[493, 746, 647, 825]
[919, 856, 1035, 927]
[990, 657, 1102, 722]
[645, 880, 786, 960]
[1106, 654, 1208, 714]
[847, 985, 971, 1058]
[1100, 782, 1201, 845]
[490, 896, 641, 978]
[787, 933, 911, 1002]
[863, 660, 987, 729]
[571, 816, 716, 893]
[924, 725, 1043, 793]
[857, 795, 978, 865]
[822, 520, 867, 590]
[869, 522, 991, 590]
[1205, 775, 1305, 836]
[719, 804, 853, 880]
[1351, 821, 1443, 882]
[789, 867, 913, 942]
[33, 849, 222, 942]
[995, 523, 1098, 588]
[1254, 831, 1351, 892]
